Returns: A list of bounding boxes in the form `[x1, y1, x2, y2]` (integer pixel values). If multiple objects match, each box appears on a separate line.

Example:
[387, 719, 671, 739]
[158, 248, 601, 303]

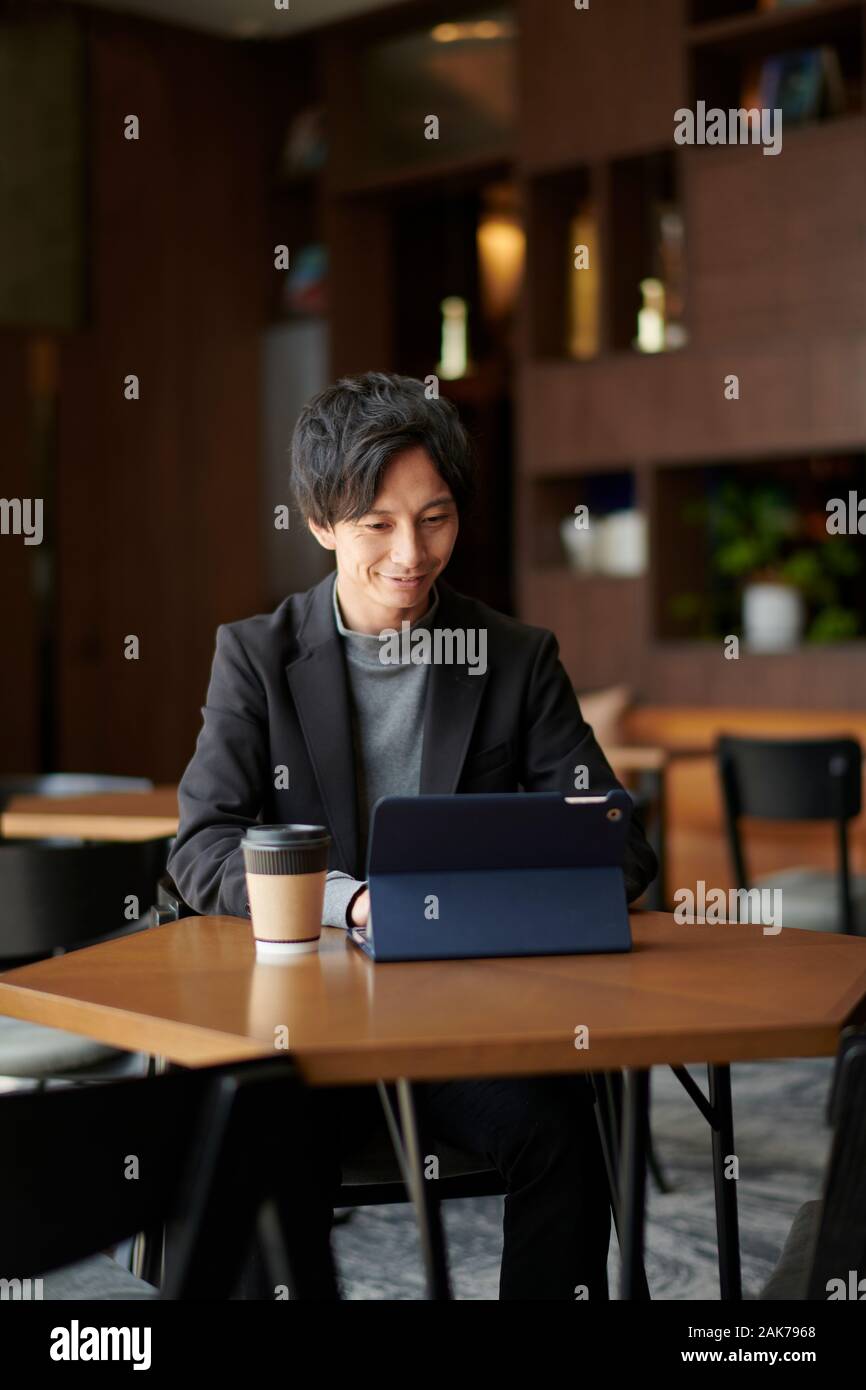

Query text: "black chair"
[717, 735, 865, 935]
[156, 872, 651, 1299]
[0, 1054, 335, 1300]
[760, 1025, 866, 1299]
[0, 837, 171, 1080]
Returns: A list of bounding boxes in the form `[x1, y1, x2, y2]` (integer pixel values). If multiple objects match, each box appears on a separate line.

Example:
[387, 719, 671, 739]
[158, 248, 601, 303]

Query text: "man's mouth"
[379, 573, 428, 588]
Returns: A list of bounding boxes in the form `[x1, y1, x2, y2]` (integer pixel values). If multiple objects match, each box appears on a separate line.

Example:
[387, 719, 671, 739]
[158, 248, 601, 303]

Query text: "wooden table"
[2, 912, 865, 1300]
[0, 787, 179, 841]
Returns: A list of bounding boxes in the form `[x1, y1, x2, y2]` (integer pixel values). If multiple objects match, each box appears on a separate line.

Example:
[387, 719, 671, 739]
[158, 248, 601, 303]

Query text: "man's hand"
[350, 887, 370, 928]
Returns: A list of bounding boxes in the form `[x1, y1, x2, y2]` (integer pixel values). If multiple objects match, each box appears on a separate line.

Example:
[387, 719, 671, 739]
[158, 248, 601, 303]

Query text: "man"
[168, 371, 657, 1299]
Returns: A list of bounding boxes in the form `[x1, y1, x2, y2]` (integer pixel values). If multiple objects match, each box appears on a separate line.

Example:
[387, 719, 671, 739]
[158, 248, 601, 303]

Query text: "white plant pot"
[595, 510, 648, 576]
[559, 514, 597, 573]
[743, 582, 804, 652]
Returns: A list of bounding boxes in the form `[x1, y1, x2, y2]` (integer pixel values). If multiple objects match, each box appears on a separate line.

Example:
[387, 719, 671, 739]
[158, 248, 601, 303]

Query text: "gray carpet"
[331, 1058, 835, 1300]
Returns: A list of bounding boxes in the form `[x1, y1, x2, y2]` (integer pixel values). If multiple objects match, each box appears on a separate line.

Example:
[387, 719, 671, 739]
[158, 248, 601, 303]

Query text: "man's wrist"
[346, 882, 368, 927]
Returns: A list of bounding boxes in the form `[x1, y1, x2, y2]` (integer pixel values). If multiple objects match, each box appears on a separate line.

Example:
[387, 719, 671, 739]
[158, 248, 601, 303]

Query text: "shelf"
[327, 149, 513, 198]
[527, 471, 640, 570]
[689, 3, 864, 122]
[525, 165, 597, 359]
[688, 0, 862, 55]
[654, 452, 866, 644]
[526, 149, 686, 362]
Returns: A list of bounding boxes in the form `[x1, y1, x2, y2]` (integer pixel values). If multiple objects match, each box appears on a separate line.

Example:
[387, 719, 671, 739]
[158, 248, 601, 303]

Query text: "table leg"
[618, 1068, 651, 1300]
[708, 1063, 742, 1301]
[377, 1079, 452, 1300]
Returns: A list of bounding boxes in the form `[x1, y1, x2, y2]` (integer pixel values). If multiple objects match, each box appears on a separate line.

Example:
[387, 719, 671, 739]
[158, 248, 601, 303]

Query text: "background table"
[0, 786, 179, 841]
[0, 752, 678, 910]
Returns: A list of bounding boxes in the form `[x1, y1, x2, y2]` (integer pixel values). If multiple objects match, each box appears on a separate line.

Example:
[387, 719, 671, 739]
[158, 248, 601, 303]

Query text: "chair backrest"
[0, 775, 153, 813]
[0, 1054, 314, 1298]
[716, 736, 863, 916]
[806, 1026, 866, 1300]
[717, 736, 862, 824]
[0, 837, 170, 963]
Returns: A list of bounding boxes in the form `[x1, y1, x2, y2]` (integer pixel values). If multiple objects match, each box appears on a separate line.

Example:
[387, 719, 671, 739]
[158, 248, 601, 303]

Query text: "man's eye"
[363, 514, 450, 530]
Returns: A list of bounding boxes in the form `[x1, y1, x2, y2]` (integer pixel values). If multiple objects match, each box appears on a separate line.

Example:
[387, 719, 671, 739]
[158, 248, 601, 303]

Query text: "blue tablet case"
[350, 789, 633, 963]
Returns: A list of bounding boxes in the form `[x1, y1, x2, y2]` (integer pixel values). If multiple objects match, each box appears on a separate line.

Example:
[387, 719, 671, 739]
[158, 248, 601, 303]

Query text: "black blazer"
[167, 571, 657, 916]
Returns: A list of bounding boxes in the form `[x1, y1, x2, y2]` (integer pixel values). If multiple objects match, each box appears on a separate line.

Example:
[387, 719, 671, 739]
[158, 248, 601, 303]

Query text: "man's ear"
[308, 517, 336, 551]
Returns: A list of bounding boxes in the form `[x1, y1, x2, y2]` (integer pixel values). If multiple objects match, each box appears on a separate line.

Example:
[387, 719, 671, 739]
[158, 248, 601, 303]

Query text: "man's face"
[308, 445, 459, 631]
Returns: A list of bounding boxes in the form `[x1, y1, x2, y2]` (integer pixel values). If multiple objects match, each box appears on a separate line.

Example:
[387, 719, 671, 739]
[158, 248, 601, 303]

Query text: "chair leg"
[618, 1068, 652, 1301]
[608, 1070, 672, 1196]
[135, 1223, 165, 1288]
[647, 1126, 673, 1194]
[591, 1074, 620, 1214]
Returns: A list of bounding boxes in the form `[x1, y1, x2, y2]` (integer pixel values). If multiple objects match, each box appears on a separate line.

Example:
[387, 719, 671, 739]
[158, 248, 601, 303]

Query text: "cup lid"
[242, 824, 331, 848]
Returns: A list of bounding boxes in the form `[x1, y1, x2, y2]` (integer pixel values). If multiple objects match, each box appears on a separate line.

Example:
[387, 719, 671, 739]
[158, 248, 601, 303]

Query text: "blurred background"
[2, 0, 866, 895]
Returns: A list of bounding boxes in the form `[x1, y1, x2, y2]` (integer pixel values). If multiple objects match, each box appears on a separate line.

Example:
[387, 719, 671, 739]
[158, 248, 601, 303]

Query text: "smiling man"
[167, 371, 657, 1300]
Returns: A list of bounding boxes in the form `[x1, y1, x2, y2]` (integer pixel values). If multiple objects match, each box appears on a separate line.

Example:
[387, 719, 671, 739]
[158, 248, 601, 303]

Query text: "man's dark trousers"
[238, 1073, 611, 1301]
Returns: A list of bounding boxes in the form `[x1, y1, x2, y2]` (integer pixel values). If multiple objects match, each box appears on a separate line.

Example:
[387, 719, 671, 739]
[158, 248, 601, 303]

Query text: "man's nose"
[389, 526, 425, 568]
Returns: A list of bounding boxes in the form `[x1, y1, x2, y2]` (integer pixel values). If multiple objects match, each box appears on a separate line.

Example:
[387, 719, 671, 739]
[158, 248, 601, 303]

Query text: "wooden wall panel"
[55, 15, 267, 782]
[518, 569, 648, 694]
[640, 643, 866, 711]
[519, 339, 866, 473]
[517, 0, 686, 170]
[322, 193, 393, 378]
[685, 117, 866, 348]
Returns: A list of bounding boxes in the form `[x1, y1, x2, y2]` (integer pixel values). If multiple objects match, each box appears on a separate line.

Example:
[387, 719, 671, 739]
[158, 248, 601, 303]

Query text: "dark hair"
[290, 371, 476, 527]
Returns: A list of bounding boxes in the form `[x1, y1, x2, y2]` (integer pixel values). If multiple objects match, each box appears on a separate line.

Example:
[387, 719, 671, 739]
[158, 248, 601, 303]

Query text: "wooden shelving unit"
[514, 0, 866, 709]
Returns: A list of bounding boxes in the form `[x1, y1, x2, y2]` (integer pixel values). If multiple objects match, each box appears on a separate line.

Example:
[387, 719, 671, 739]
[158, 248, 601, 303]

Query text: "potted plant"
[674, 479, 861, 649]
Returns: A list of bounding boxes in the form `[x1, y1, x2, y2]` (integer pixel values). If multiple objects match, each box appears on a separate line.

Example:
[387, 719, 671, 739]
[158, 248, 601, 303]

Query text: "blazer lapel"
[419, 581, 489, 794]
[285, 573, 360, 875]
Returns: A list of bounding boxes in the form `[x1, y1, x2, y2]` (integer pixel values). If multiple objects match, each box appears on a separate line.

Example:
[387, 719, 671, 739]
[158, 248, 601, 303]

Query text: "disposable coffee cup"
[241, 824, 331, 959]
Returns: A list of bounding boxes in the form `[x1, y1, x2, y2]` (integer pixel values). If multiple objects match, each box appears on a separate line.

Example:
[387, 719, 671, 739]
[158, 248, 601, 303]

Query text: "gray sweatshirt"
[322, 572, 440, 928]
